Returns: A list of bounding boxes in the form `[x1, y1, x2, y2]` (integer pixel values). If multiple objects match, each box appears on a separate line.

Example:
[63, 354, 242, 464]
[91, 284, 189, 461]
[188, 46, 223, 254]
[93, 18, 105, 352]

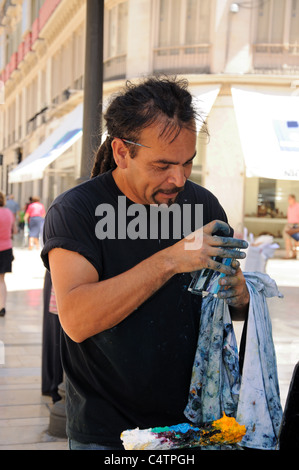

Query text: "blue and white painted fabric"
[184, 272, 283, 450]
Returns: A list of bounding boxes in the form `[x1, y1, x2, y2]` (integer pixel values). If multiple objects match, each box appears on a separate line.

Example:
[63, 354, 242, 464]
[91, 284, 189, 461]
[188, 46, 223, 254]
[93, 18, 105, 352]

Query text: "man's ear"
[111, 138, 130, 169]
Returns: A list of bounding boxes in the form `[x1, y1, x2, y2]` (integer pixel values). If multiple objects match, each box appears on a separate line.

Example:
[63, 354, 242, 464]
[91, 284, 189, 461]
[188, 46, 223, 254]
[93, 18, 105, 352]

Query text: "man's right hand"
[165, 219, 248, 275]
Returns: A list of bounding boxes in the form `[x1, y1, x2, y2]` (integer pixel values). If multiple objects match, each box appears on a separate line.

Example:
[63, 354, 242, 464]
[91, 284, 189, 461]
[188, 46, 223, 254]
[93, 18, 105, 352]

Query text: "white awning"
[231, 87, 299, 180]
[9, 104, 83, 183]
[191, 85, 220, 132]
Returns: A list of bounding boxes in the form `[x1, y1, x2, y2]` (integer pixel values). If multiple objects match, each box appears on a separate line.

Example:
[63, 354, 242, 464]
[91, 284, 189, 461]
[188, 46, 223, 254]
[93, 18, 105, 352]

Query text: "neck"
[112, 168, 141, 204]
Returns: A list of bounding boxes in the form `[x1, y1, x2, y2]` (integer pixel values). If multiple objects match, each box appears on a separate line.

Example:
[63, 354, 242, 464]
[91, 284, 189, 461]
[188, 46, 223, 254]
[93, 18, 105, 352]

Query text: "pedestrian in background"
[5, 194, 20, 221]
[24, 196, 46, 250]
[0, 192, 15, 317]
[283, 194, 299, 259]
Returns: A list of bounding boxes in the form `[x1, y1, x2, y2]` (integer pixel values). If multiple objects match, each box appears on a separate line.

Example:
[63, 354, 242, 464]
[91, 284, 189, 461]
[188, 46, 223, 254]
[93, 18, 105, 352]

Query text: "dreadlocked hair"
[91, 75, 208, 178]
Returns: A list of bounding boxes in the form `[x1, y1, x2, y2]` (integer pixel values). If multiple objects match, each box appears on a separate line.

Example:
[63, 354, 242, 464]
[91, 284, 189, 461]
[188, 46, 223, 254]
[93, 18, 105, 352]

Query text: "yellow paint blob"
[200, 413, 246, 446]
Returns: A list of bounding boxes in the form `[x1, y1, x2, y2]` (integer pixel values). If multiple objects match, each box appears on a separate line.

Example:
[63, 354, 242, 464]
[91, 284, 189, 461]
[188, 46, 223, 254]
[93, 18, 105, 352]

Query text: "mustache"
[156, 185, 185, 195]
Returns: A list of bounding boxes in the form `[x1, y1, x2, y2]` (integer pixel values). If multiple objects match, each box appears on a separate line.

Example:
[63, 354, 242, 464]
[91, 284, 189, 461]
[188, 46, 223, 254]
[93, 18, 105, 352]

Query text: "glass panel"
[117, 2, 128, 55]
[198, 0, 210, 43]
[290, 0, 299, 44]
[258, 178, 276, 216]
[185, 0, 210, 45]
[170, 0, 181, 46]
[256, 0, 271, 43]
[108, 7, 117, 57]
[271, 0, 285, 43]
[158, 0, 169, 47]
[185, 0, 197, 45]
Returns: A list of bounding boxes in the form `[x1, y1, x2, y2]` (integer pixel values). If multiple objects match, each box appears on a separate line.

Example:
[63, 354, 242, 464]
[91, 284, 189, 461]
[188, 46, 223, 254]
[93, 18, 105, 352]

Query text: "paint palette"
[121, 413, 246, 450]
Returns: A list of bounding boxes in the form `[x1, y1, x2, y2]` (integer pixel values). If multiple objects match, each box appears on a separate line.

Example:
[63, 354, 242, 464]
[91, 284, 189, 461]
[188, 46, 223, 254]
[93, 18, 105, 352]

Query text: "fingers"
[203, 220, 231, 236]
[183, 220, 248, 274]
[209, 234, 248, 250]
[218, 268, 250, 306]
[209, 246, 246, 260]
[206, 257, 238, 276]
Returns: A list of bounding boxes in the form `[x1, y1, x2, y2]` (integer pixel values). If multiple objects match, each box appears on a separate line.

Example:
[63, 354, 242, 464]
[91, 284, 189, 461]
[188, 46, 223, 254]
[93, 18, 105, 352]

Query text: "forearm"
[51, 220, 248, 342]
[229, 303, 249, 322]
[57, 250, 176, 343]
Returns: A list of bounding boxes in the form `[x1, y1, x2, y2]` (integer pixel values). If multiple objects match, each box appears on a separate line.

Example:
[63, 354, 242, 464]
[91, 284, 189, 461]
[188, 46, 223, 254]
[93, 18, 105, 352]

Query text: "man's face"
[113, 122, 197, 206]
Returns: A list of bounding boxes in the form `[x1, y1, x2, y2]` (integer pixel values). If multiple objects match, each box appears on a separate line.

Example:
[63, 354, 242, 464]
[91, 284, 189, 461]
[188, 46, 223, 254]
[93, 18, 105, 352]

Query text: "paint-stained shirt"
[41, 170, 230, 447]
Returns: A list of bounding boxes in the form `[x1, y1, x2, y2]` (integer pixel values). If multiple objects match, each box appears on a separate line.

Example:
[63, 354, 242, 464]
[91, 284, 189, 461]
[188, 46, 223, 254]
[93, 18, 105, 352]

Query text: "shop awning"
[231, 87, 299, 180]
[9, 103, 83, 183]
[192, 85, 220, 132]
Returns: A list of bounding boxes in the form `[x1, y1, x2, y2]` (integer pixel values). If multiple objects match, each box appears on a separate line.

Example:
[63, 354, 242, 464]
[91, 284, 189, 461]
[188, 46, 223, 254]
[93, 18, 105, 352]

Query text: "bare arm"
[49, 220, 248, 342]
[49, 247, 176, 343]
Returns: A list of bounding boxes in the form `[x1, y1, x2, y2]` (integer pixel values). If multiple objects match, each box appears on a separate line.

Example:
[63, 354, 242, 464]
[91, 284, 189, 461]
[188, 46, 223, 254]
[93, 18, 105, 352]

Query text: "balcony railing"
[252, 43, 299, 74]
[0, 0, 62, 83]
[153, 44, 211, 74]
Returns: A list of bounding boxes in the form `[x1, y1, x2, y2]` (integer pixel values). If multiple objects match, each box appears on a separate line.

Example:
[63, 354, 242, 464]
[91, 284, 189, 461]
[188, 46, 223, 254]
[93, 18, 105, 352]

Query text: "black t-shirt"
[41, 170, 229, 446]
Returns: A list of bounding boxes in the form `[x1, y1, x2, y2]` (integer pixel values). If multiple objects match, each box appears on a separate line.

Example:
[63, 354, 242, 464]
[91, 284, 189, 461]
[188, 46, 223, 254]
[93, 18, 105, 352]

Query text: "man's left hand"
[217, 260, 249, 320]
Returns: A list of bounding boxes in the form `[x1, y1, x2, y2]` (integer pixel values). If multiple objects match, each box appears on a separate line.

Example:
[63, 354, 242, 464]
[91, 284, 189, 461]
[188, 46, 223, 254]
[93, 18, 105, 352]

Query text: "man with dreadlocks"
[41, 76, 249, 450]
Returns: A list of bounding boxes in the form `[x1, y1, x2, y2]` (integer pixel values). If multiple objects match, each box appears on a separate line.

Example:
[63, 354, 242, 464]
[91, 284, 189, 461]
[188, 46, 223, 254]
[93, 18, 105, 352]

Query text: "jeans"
[69, 439, 124, 450]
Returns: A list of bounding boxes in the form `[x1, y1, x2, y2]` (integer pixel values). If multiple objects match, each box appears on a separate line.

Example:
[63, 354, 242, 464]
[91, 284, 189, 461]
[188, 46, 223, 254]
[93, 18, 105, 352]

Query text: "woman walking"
[0, 192, 15, 317]
[24, 196, 46, 250]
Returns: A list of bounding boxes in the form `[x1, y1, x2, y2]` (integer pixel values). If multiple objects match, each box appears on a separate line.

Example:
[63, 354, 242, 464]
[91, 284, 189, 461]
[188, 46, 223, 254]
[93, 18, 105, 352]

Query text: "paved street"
[0, 242, 68, 450]
[0, 241, 298, 450]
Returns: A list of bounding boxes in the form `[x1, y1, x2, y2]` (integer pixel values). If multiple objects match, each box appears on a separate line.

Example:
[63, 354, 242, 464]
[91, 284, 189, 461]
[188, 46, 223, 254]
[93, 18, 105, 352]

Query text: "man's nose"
[167, 166, 186, 187]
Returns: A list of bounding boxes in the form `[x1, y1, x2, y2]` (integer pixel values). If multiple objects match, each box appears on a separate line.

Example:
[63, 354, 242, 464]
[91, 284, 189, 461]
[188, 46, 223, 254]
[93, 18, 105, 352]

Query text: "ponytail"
[91, 136, 116, 178]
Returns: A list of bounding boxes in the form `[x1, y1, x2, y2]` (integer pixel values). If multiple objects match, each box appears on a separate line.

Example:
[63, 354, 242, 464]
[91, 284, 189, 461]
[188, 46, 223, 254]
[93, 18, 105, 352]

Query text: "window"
[158, 0, 181, 49]
[244, 176, 299, 238]
[107, 1, 128, 58]
[22, 0, 31, 35]
[104, 1, 128, 80]
[158, 0, 210, 48]
[155, 0, 211, 73]
[185, 0, 210, 45]
[51, 51, 61, 105]
[30, 0, 46, 24]
[256, 0, 286, 48]
[253, 0, 299, 71]
[73, 25, 85, 89]
[290, 0, 299, 51]
[257, 178, 277, 217]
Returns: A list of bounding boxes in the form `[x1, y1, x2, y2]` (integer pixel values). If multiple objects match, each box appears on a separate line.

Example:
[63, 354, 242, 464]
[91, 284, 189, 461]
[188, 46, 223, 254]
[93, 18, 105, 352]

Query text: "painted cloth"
[184, 272, 283, 450]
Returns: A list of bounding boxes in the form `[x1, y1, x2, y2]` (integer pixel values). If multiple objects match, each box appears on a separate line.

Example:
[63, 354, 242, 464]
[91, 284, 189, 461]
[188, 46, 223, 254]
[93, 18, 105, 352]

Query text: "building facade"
[0, 0, 299, 239]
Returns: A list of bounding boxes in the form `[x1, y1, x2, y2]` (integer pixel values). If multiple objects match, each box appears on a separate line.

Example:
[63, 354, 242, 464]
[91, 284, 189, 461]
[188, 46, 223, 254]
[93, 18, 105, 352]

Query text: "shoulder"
[46, 172, 115, 222]
[183, 180, 222, 206]
[50, 176, 101, 210]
